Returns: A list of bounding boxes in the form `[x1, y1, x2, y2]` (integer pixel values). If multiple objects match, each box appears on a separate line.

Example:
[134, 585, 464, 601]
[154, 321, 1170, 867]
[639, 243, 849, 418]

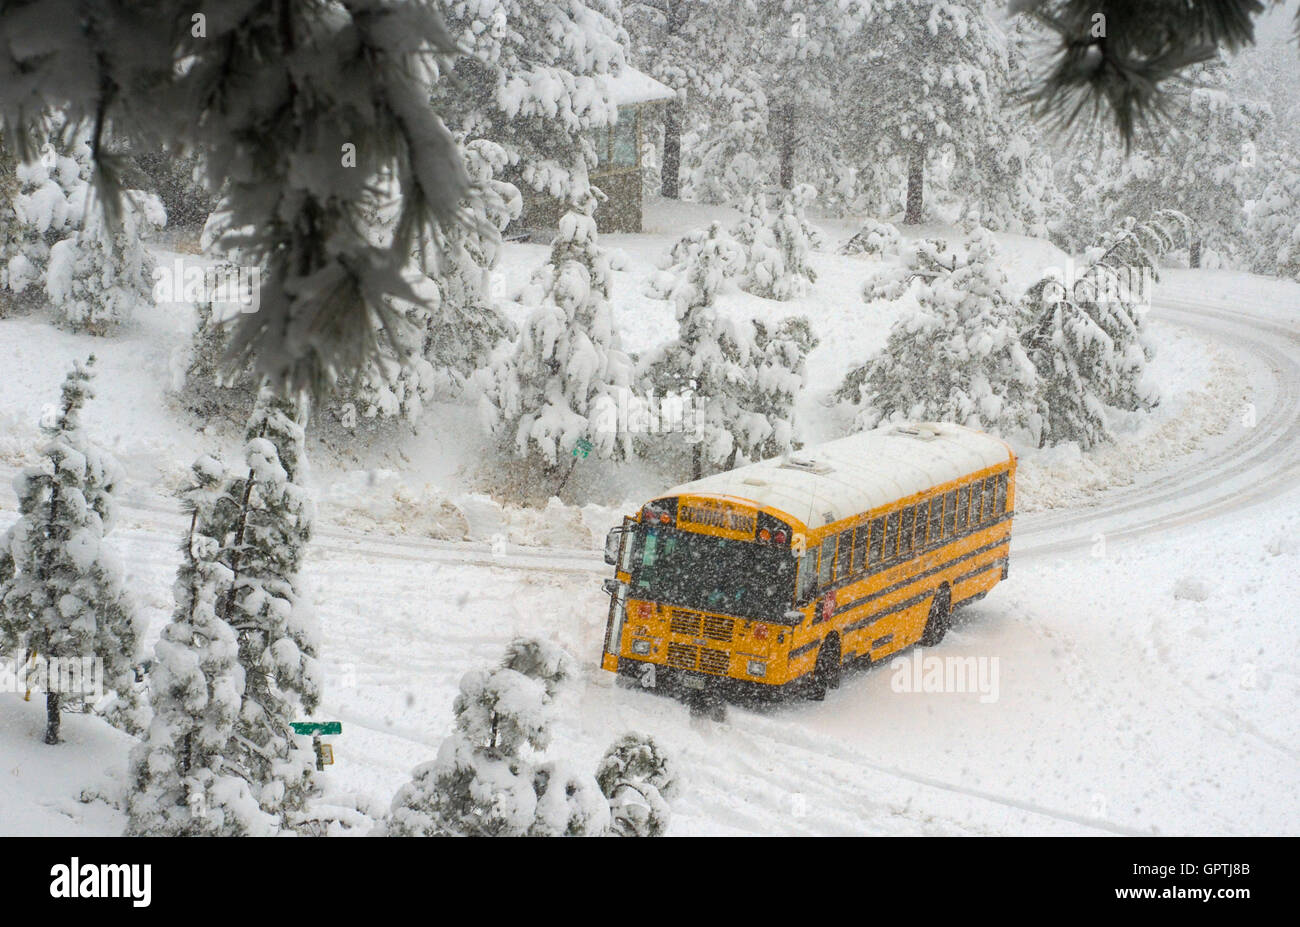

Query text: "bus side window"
[983, 477, 998, 521]
[928, 494, 944, 543]
[956, 485, 969, 529]
[942, 490, 957, 536]
[797, 548, 819, 603]
[819, 536, 836, 588]
[996, 472, 1009, 515]
[899, 507, 914, 557]
[852, 524, 868, 574]
[971, 479, 985, 523]
[835, 530, 853, 580]
[914, 501, 929, 549]
[884, 511, 899, 561]
[867, 516, 884, 566]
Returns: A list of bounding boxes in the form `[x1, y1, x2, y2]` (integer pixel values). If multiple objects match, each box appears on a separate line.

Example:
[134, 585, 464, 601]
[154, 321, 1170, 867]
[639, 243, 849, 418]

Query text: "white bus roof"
[656, 422, 1014, 530]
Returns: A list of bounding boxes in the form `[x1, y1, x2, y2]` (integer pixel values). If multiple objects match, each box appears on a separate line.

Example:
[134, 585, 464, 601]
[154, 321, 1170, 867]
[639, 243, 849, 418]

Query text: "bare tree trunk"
[45, 691, 61, 745]
[692, 442, 703, 481]
[662, 99, 681, 200]
[1189, 238, 1202, 268]
[905, 143, 925, 225]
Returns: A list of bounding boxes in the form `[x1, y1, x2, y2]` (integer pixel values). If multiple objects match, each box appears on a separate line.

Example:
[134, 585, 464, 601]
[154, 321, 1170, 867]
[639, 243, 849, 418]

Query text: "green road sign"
[291, 722, 342, 736]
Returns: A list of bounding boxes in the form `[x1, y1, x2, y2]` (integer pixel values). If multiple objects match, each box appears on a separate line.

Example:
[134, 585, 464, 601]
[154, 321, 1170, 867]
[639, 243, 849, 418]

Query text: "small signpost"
[573, 437, 593, 459]
[291, 721, 342, 770]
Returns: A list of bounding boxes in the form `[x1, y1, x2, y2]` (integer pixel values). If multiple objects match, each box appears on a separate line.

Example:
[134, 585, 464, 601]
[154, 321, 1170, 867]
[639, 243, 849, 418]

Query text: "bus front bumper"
[611, 655, 795, 703]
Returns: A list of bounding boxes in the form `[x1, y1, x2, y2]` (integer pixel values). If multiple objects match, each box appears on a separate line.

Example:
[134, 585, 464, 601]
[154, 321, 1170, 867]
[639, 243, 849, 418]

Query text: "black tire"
[919, 587, 951, 647]
[808, 635, 842, 701]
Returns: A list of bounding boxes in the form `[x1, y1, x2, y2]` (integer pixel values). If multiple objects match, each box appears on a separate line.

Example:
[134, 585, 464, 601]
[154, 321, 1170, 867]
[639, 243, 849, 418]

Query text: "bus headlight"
[746, 660, 766, 677]
[632, 639, 652, 655]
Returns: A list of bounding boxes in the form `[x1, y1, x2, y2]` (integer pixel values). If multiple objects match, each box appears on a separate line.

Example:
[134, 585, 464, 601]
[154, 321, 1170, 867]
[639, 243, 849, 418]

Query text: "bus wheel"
[809, 635, 842, 701]
[919, 587, 951, 647]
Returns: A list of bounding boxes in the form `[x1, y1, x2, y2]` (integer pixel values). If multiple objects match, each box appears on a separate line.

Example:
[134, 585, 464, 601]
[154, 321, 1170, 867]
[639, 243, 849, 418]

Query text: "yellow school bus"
[600, 422, 1015, 700]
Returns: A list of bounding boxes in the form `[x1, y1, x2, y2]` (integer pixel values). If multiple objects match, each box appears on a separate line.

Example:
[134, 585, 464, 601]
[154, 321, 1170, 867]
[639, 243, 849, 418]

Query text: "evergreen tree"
[438, 0, 628, 210]
[750, 316, 819, 460]
[841, 0, 1005, 224]
[126, 457, 274, 836]
[837, 230, 1043, 443]
[596, 732, 679, 837]
[0, 357, 143, 744]
[840, 218, 902, 258]
[1247, 150, 1300, 282]
[219, 388, 322, 824]
[730, 186, 820, 301]
[1022, 210, 1189, 448]
[385, 664, 554, 836]
[479, 195, 634, 469]
[639, 221, 767, 477]
[1058, 61, 1269, 266]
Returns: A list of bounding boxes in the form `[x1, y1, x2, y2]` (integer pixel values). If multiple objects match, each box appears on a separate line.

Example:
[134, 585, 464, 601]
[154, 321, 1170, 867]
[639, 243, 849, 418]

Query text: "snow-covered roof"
[655, 422, 1015, 531]
[605, 67, 675, 107]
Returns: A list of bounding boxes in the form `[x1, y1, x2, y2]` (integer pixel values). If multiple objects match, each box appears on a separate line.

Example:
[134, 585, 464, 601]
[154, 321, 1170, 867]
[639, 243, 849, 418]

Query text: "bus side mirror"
[603, 578, 623, 597]
[604, 528, 623, 566]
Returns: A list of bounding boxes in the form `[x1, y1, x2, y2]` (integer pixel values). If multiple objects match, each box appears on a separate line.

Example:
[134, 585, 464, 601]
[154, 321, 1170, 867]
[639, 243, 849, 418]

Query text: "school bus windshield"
[629, 523, 796, 620]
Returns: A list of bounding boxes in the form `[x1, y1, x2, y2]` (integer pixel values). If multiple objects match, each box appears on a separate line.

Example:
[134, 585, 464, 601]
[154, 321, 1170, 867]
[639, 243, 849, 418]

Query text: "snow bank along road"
[2, 280, 1297, 836]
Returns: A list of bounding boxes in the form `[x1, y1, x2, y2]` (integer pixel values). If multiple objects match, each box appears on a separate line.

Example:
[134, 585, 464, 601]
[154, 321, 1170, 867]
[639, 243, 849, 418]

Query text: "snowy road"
[2, 280, 1297, 836]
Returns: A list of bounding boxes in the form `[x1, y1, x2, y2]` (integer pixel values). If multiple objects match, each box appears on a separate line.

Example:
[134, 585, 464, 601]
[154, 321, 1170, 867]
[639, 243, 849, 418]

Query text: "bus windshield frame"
[627, 522, 798, 623]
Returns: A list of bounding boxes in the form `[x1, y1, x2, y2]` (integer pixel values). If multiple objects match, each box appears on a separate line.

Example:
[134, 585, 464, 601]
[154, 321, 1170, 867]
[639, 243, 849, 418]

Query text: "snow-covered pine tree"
[0, 123, 165, 333]
[840, 218, 902, 258]
[126, 457, 275, 836]
[624, 0, 755, 200]
[840, 0, 1005, 224]
[750, 315, 819, 460]
[1247, 150, 1300, 282]
[42, 130, 166, 334]
[385, 664, 553, 836]
[1020, 210, 1189, 448]
[596, 732, 679, 837]
[730, 186, 819, 301]
[837, 229, 1043, 442]
[0, 357, 143, 744]
[438, 0, 626, 213]
[479, 194, 634, 470]
[218, 388, 322, 825]
[682, 75, 773, 205]
[0, 130, 22, 319]
[639, 221, 768, 477]
[1018, 274, 1112, 450]
[1061, 60, 1270, 267]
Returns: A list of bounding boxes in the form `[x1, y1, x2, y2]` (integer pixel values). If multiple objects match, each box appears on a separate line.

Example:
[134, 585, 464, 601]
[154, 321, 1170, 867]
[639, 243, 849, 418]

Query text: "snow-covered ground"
[1, 204, 1298, 836]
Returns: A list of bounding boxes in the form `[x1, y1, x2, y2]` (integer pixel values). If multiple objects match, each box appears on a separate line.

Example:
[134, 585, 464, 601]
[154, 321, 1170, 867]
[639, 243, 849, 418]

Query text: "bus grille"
[669, 610, 735, 643]
[667, 643, 697, 670]
[670, 610, 702, 636]
[699, 648, 730, 675]
[665, 643, 730, 676]
[703, 616, 735, 642]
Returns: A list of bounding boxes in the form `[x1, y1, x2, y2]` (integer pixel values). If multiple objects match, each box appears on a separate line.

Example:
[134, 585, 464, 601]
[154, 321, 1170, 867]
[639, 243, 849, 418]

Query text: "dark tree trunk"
[661, 99, 681, 200]
[45, 691, 61, 745]
[1189, 238, 1202, 268]
[692, 442, 702, 481]
[905, 143, 926, 225]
